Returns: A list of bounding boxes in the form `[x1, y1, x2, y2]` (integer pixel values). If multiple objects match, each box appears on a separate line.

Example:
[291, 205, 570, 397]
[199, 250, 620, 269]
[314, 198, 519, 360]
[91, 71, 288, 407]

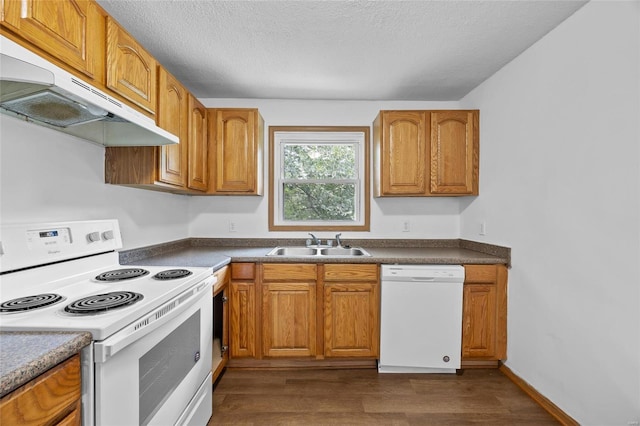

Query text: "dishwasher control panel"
[381, 265, 465, 282]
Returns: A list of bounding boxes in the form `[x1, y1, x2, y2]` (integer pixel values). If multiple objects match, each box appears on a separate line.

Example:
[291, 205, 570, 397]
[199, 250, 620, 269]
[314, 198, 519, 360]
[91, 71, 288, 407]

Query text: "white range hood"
[0, 36, 178, 146]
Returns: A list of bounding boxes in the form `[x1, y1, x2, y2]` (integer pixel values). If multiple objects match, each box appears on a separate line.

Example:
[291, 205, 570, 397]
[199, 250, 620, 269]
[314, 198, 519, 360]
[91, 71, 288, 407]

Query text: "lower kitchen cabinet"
[228, 262, 379, 366]
[228, 262, 506, 369]
[261, 264, 317, 357]
[229, 263, 257, 359]
[0, 354, 81, 426]
[323, 264, 379, 358]
[462, 264, 508, 365]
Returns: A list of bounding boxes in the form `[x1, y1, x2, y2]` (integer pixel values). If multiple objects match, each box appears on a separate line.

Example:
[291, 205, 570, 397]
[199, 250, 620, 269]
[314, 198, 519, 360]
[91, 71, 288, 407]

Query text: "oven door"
[92, 278, 213, 426]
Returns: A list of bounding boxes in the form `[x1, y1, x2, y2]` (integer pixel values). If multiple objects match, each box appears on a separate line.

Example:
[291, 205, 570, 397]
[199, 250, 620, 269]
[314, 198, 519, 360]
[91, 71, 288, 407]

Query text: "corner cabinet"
[323, 264, 379, 358]
[461, 264, 508, 366]
[104, 69, 209, 194]
[207, 108, 264, 195]
[1, 0, 105, 80]
[373, 110, 479, 197]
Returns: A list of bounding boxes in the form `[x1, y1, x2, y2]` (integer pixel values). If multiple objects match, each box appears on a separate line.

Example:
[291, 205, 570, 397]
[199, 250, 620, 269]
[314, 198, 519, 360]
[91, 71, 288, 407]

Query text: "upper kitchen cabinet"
[207, 108, 264, 195]
[106, 17, 156, 115]
[430, 111, 479, 195]
[157, 66, 189, 188]
[373, 110, 479, 197]
[1, 0, 105, 80]
[373, 110, 428, 196]
[104, 68, 209, 194]
[187, 95, 209, 191]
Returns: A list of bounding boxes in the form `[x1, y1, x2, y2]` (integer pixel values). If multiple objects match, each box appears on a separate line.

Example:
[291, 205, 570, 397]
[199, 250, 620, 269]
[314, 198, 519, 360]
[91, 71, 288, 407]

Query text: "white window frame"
[269, 126, 370, 231]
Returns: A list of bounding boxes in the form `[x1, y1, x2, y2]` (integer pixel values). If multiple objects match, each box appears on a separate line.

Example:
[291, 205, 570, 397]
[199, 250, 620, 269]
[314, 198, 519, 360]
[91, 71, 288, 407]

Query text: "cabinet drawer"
[0, 354, 81, 426]
[323, 264, 378, 282]
[263, 264, 317, 281]
[464, 265, 497, 283]
[231, 263, 255, 280]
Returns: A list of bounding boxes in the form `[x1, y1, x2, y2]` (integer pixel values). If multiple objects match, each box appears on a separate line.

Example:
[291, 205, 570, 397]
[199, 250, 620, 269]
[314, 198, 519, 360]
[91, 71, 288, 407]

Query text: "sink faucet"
[308, 233, 320, 246]
[335, 233, 343, 247]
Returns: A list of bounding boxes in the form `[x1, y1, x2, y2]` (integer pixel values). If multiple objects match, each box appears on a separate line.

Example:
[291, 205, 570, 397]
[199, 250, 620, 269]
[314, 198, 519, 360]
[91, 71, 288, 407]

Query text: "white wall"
[191, 99, 463, 240]
[459, 2, 640, 424]
[0, 115, 191, 249]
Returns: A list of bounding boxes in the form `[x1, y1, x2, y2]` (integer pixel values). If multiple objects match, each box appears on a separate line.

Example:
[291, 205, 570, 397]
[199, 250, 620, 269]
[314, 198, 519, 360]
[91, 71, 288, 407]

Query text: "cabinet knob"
[443, 356, 450, 363]
[221, 296, 228, 303]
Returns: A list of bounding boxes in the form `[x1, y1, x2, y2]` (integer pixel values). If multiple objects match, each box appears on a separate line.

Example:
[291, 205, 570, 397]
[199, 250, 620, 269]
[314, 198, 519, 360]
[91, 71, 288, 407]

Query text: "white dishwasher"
[378, 264, 465, 374]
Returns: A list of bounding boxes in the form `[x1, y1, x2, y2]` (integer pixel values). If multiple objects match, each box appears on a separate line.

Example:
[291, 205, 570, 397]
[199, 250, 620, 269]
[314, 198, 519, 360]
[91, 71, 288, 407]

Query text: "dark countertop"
[0, 332, 92, 398]
[120, 238, 510, 270]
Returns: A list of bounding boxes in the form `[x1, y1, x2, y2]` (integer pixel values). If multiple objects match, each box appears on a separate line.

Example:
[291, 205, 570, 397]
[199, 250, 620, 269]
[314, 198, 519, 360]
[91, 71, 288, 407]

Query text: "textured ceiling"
[97, 0, 587, 101]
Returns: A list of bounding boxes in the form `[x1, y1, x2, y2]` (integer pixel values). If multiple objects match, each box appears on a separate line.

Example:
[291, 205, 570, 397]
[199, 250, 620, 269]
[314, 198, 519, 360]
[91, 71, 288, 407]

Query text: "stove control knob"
[102, 230, 115, 241]
[87, 232, 101, 243]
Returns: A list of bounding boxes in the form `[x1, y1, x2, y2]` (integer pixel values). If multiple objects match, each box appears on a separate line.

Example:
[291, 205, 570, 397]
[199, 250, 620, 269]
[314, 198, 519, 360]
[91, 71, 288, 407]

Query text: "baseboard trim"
[499, 364, 579, 426]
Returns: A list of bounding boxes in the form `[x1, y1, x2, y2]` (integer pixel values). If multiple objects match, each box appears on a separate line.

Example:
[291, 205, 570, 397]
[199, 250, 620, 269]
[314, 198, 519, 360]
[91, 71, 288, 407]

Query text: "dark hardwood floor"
[208, 368, 559, 425]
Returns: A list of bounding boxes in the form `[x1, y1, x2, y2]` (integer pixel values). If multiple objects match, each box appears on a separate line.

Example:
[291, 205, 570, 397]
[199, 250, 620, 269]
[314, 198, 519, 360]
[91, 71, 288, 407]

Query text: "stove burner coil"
[0, 294, 64, 312]
[95, 268, 149, 281]
[64, 291, 143, 314]
[153, 269, 193, 280]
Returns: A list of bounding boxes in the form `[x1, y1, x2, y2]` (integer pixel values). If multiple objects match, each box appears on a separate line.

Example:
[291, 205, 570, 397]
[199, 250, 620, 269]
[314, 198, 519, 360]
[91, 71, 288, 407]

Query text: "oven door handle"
[94, 276, 215, 363]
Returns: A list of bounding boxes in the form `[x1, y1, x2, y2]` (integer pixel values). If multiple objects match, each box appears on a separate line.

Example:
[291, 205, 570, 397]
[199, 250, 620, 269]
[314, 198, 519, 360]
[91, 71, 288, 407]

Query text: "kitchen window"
[269, 126, 370, 231]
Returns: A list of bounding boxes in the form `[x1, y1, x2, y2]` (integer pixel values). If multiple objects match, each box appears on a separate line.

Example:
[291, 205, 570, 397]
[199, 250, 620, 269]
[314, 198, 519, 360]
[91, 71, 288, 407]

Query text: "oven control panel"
[0, 220, 123, 273]
[26, 227, 72, 249]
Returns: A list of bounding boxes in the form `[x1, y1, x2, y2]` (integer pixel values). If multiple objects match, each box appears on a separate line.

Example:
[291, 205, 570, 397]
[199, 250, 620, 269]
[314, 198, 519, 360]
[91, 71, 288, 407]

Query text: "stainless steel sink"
[266, 246, 371, 257]
[267, 247, 318, 256]
[319, 247, 370, 256]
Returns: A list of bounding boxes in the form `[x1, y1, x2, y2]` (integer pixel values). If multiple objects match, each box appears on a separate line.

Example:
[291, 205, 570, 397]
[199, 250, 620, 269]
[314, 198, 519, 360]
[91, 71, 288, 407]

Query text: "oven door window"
[139, 310, 200, 426]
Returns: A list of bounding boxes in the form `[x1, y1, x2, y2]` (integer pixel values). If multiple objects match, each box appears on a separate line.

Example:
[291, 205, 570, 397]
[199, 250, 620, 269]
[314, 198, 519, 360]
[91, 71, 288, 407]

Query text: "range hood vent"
[0, 36, 178, 146]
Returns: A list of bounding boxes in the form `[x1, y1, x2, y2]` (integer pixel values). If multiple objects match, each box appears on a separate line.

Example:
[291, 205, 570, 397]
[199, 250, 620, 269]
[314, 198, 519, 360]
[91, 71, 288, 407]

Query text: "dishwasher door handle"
[411, 277, 436, 281]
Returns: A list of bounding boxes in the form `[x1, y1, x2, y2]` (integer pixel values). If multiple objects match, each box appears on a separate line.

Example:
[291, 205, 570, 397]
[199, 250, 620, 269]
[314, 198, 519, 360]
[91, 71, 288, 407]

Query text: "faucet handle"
[308, 233, 320, 246]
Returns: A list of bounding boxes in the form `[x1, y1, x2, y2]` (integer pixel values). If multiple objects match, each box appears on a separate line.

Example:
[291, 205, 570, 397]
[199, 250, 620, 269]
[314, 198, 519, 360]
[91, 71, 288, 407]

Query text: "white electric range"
[0, 220, 214, 426]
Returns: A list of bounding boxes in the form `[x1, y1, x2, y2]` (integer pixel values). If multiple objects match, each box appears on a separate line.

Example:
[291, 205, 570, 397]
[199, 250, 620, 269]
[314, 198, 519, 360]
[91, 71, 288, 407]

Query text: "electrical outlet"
[402, 220, 410, 232]
[228, 220, 237, 232]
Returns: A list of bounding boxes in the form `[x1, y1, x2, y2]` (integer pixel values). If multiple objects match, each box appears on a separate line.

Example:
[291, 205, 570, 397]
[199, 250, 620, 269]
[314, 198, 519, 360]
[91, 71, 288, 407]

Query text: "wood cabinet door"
[324, 282, 379, 357]
[380, 111, 428, 195]
[262, 281, 316, 357]
[157, 67, 188, 187]
[1, 0, 101, 78]
[187, 95, 208, 191]
[430, 110, 479, 195]
[462, 283, 497, 358]
[212, 109, 260, 193]
[106, 17, 156, 114]
[229, 281, 256, 358]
